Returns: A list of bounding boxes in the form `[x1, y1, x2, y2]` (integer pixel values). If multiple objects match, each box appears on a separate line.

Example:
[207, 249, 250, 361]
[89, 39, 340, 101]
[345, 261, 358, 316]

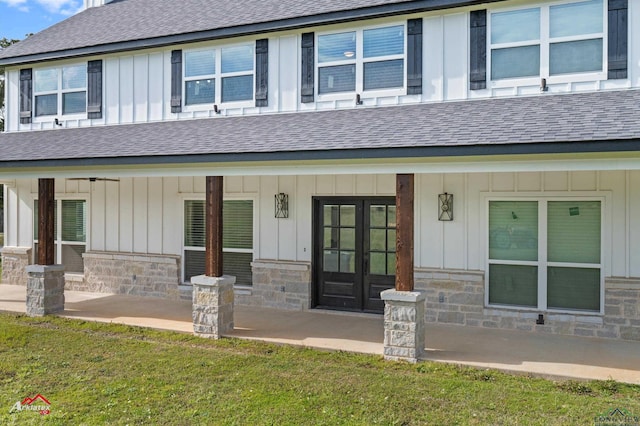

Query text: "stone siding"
[82, 251, 181, 299]
[416, 268, 640, 341]
[26, 265, 65, 316]
[604, 278, 640, 341]
[382, 290, 426, 363]
[1, 246, 32, 286]
[192, 275, 235, 339]
[237, 260, 311, 310]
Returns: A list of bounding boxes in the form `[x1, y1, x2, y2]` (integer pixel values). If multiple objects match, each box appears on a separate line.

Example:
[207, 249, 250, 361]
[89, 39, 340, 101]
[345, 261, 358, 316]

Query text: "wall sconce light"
[540, 78, 548, 92]
[355, 93, 363, 105]
[213, 104, 221, 114]
[275, 193, 289, 218]
[438, 193, 453, 221]
[54, 118, 63, 127]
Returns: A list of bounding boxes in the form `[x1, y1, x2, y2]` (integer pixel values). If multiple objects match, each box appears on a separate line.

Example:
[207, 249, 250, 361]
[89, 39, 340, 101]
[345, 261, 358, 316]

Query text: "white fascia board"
[1, 152, 640, 179]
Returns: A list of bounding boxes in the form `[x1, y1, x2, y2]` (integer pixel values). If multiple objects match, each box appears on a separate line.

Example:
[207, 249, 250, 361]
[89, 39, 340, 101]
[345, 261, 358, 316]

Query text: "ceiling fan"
[67, 177, 120, 182]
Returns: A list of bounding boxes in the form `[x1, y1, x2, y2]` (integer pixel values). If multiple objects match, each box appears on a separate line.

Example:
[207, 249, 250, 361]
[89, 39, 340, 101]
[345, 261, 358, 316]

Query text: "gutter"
[0, 139, 639, 170]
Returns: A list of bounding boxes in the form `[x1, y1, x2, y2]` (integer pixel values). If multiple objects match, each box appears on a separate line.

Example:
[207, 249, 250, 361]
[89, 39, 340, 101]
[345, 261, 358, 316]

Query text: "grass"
[0, 313, 638, 425]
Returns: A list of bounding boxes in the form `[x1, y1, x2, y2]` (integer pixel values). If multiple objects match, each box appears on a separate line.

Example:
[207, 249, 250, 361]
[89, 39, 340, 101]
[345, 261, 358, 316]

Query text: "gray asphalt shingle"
[0, 0, 446, 62]
[1, 89, 639, 165]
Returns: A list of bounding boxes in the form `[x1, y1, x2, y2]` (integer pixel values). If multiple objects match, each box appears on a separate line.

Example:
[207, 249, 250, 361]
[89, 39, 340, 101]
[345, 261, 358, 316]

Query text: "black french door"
[313, 197, 396, 313]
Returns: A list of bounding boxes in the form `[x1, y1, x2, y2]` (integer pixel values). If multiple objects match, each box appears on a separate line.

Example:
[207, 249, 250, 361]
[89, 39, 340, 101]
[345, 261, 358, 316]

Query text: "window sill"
[180, 283, 252, 295]
[489, 71, 607, 89]
[32, 114, 88, 126]
[64, 273, 85, 282]
[484, 305, 603, 324]
[183, 100, 254, 113]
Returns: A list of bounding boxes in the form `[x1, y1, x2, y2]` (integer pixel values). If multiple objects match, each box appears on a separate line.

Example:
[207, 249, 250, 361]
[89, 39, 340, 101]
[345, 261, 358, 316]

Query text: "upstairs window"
[34, 64, 87, 117]
[490, 0, 604, 81]
[184, 44, 254, 106]
[317, 24, 405, 95]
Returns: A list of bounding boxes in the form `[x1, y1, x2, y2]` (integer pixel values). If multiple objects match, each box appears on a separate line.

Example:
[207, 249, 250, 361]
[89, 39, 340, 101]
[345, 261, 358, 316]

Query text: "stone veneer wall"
[604, 278, 640, 341]
[237, 260, 311, 310]
[415, 268, 640, 341]
[1, 246, 32, 285]
[82, 252, 181, 299]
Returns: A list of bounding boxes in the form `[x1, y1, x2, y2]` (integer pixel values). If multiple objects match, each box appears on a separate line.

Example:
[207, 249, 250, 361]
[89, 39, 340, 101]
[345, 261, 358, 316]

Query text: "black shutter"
[407, 18, 423, 95]
[301, 32, 314, 103]
[469, 10, 487, 90]
[19, 68, 32, 124]
[87, 60, 103, 119]
[171, 50, 182, 113]
[608, 0, 627, 79]
[255, 39, 269, 107]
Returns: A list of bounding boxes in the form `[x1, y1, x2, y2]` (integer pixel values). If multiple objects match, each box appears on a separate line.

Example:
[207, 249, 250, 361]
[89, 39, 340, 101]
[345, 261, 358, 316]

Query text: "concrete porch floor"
[1, 284, 639, 384]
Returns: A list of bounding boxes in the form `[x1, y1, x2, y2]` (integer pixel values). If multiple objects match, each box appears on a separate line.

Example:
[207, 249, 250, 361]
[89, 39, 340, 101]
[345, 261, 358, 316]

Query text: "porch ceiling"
[1, 89, 640, 178]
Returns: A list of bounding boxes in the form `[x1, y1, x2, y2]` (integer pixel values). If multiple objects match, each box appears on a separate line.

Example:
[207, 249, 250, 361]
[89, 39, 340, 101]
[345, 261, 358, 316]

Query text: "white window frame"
[484, 194, 607, 315]
[181, 196, 256, 284]
[182, 42, 255, 111]
[32, 63, 88, 121]
[33, 197, 89, 275]
[488, 0, 607, 88]
[315, 21, 407, 102]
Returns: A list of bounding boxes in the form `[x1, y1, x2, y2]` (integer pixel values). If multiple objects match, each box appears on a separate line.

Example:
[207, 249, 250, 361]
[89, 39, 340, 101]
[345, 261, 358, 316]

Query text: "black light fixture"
[540, 78, 548, 92]
[355, 93, 363, 105]
[438, 193, 453, 221]
[213, 104, 221, 114]
[275, 193, 289, 218]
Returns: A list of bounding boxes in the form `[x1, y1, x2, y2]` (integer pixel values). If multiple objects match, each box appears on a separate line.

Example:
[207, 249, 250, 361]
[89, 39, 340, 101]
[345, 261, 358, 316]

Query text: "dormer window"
[184, 44, 254, 106]
[34, 64, 87, 117]
[317, 24, 405, 96]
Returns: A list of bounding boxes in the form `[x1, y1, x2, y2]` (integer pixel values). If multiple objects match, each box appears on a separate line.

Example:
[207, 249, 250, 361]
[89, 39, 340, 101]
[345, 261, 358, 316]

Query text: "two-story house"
[1, 0, 639, 341]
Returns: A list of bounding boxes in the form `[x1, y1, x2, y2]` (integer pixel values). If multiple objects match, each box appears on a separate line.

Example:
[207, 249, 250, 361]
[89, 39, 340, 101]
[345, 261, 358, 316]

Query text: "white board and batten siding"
[5, 170, 640, 280]
[5, 1, 639, 132]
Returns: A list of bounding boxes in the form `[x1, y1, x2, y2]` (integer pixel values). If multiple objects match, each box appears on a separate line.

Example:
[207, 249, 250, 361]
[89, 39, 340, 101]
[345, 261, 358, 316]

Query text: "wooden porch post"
[38, 178, 55, 265]
[27, 178, 64, 316]
[395, 174, 414, 291]
[193, 175, 234, 338]
[205, 176, 223, 277]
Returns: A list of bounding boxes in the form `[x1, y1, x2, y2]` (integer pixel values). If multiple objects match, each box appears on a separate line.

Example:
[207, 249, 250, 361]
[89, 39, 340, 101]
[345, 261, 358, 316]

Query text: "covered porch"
[1, 283, 639, 384]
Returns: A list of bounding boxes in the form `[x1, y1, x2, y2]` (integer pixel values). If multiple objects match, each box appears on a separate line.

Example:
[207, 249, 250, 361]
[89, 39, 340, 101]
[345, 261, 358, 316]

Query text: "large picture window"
[488, 199, 602, 312]
[184, 44, 254, 106]
[183, 200, 254, 285]
[490, 0, 604, 81]
[317, 24, 405, 95]
[34, 64, 87, 117]
[34, 199, 87, 273]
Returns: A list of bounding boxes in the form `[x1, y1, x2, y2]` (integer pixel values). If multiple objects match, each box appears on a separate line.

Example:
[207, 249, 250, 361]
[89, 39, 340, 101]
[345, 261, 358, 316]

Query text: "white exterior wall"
[4, 0, 638, 132]
[5, 170, 640, 280]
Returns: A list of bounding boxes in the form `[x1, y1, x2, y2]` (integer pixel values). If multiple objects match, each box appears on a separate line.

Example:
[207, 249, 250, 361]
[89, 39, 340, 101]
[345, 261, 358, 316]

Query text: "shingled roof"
[1, 89, 639, 168]
[0, 0, 492, 65]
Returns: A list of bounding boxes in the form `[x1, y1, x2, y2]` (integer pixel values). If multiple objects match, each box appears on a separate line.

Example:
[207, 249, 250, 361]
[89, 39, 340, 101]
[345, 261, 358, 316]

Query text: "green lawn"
[0, 313, 638, 425]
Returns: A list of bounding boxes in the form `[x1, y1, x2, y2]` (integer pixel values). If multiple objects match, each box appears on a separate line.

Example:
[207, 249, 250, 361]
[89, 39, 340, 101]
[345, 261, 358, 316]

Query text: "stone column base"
[381, 289, 426, 363]
[26, 265, 65, 316]
[192, 275, 236, 339]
